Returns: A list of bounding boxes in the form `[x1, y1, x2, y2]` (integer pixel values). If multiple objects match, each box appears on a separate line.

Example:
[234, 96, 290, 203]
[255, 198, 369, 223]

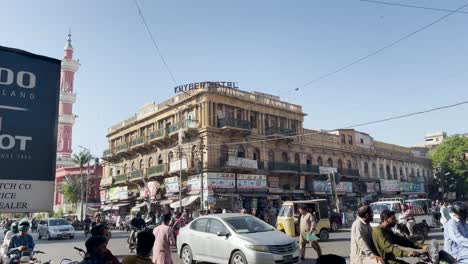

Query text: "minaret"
[56, 32, 80, 168]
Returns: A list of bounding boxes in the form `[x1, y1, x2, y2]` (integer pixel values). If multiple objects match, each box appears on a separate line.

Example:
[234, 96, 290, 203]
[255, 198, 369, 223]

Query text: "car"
[38, 218, 75, 240]
[177, 213, 300, 264]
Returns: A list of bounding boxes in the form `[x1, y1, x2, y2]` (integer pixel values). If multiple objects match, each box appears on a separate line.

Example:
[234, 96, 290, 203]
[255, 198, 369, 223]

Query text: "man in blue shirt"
[8, 222, 34, 264]
[444, 202, 468, 263]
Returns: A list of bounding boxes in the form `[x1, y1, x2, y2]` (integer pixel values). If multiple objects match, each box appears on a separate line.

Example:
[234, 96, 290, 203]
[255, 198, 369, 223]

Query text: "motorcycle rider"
[444, 202, 468, 263]
[128, 212, 146, 251]
[84, 215, 92, 236]
[399, 205, 415, 237]
[7, 221, 34, 264]
[1, 222, 18, 264]
[90, 224, 119, 264]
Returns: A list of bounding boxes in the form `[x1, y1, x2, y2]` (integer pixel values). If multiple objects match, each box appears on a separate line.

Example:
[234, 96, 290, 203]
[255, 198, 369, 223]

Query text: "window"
[250, 111, 257, 129]
[393, 167, 397, 179]
[139, 159, 144, 171]
[294, 153, 300, 164]
[364, 162, 369, 174]
[348, 135, 353, 145]
[208, 219, 228, 234]
[109, 168, 114, 177]
[157, 154, 163, 165]
[148, 157, 153, 168]
[347, 160, 352, 169]
[238, 146, 246, 158]
[224, 216, 273, 234]
[253, 148, 260, 161]
[281, 152, 288, 162]
[327, 158, 333, 167]
[191, 218, 209, 232]
[317, 156, 323, 166]
[306, 155, 312, 167]
[399, 167, 403, 176]
[123, 164, 127, 174]
[340, 134, 346, 144]
[168, 152, 174, 163]
[360, 138, 364, 144]
[338, 159, 343, 169]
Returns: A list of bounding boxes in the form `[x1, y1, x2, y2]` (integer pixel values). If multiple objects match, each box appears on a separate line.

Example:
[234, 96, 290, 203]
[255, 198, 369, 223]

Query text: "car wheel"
[331, 221, 338, 232]
[230, 251, 248, 264]
[181, 245, 195, 264]
[319, 229, 329, 242]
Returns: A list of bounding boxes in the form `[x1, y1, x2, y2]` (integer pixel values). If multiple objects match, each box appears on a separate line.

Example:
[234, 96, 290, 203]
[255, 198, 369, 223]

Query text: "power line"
[133, 0, 178, 86]
[300, 2, 468, 88]
[207, 99, 468, 147]
[361, 0, 468, 14]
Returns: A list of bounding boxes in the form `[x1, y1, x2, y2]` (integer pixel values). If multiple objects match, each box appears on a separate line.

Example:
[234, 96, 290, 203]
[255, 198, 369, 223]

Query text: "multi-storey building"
[101, 82, 432, 213]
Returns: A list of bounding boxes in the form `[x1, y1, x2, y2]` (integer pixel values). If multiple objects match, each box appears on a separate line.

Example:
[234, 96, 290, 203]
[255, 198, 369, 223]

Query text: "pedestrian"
[240, 208, 247, 214]
[90, 224, 119, 264]
[440, 200, 452, 231]
[298, 205, 322, 260]
[81, 236, 108, 264]
[122, 231, 155, 264]
[152, 214, 175, 264]
[350, 205, 383, 264]
[443, 202, 468, 263]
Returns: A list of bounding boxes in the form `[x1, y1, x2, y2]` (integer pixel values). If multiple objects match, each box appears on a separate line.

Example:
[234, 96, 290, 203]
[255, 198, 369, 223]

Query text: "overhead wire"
[299, 2, 468, 88]
[360, 0, 468, 14]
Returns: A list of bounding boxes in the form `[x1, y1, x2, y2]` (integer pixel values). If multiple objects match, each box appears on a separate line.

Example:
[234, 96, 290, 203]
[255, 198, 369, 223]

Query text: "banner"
[188, 174, 205, 192]
[319, 166, 337, 174]
[0, 46, 61, 212]
[400, 182, 412, 192]
[108, 186, 128, 201]
[336, 182, 353, 193]
[226, 157, 258, 169]
[100, 190, 108, 202]
[380, 180, 400, 193]
[237, 174, 267, 189]
[164, 176, 179, 193]
[169, 158, 188, 173]
[311, 180, 331, 193]
[204, 172, 235, 189]
[268, 176, 279, 188]
[366, 182, 375, 193]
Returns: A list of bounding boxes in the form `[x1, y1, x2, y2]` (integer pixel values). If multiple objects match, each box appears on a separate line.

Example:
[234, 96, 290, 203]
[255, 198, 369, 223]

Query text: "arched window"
[110, 168, 114, 177]
[386, 165, 391, 178]
[411, 168, 415, 176]
[294, 153, 301, 164]
[131, 162, 135, 171]
[393, 166, 397, 179]
[157, 154, 163, 165]
[139, 159, 144, 171]
[237, 146, 245, 158]
[168, 152, 174, 163]
[399, 167, 403, 177]
[220, 145, 229, 164]
[372, 163, 377, 178]
[281, 152, 288, 162]
[306, 155, 312, 167]
[379, 165, 384, 178]
[327, 158, 333, 167]
[253, 148, 261, 161]
[317, 156, 323, 166]
[148, 157, 153, 168]
[338, 159, 343, 169]
[347, 160, 352, 169]
[364, 162, 369, 174]
[417, 168, 420, 177]
[268, 150, 275, 162]
[123, 164, 127, 174]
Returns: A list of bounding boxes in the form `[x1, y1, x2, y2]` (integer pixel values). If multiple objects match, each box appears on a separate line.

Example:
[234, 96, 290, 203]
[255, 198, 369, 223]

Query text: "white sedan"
[177, 213, 300, 264]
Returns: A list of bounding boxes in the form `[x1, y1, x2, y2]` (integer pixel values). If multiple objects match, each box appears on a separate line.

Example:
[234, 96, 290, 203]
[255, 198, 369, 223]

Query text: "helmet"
[18, 219, 30, 228]
[451, 202, 467, 220]
[10, 222, 19, 233]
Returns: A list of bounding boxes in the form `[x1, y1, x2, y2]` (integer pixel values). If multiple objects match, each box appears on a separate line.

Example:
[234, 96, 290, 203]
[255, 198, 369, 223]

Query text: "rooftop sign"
[174, 81, 238, 94]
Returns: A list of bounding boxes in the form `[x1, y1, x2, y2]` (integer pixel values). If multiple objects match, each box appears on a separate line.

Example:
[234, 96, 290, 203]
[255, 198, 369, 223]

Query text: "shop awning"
[102, 205, 112, 211]
[170, 195, 199, 209]
[103, 203, 129, 211]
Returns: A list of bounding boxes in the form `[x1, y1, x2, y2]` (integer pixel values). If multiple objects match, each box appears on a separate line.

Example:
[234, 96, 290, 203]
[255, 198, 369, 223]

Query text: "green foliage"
[430, 135, 468, 198]
[72, 150, 92, 169]
[59, 175, 83, 205]
[52, 208, 64, 218]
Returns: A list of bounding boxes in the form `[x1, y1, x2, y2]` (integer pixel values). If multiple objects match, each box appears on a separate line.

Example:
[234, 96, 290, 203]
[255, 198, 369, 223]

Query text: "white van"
[370, 198, 434, 228]
[370, 199, 403, 227]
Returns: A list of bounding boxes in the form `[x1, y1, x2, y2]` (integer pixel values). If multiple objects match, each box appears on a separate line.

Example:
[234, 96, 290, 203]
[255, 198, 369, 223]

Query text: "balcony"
[338, 168, 360, 177]
[103, 149, 112, 157]
[114, 174, 128, 184]
[268, 162, 300, 173]
[300, 164, 320, 174]
[149, 128, 165, 141]
[218, 118, 252, 130]
[129, 170, 144, 181]
[265, 127, 295, 136]
[130, 137, 145, 148]
[115, 143, 128, 153]
[147, 164, 168, 178]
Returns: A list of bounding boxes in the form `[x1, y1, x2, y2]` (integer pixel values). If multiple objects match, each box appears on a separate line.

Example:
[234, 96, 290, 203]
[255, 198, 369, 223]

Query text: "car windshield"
[278, 205, 293, 217]
[224, 216, 274, 234]
[49, 219, 69, 226]
[371, 203, 391, 214]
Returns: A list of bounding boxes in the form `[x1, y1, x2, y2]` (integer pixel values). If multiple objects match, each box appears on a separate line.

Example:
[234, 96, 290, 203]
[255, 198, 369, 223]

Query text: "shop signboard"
[188, 174, 208, 192]
[164, 176, 179, 193]
[100, 190, 108, 202]
[300, 176, 305, 190]
[169, 158, 188, 173]
[100, 176, 113, 187]
[108, 186, 128, 201]
[0, 46, 61, 212]
[204, 173, 235, 189]
[226, 157, 258, 169]
[268, 176, 279, 188]
[413, 182, 424, 192]
[312, 180, 331, 193]
[336, 182, 353, 193]
[400, 182, 412, 192]
[366, 182, 375, 193]
[319, 166, 337, 174]
[380, 180, 400, 193]
[237, 174, 267, 189]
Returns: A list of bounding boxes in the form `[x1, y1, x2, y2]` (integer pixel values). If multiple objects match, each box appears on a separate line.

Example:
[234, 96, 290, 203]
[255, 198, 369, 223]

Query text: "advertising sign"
[268, 176, 279, 188]
[204, 173, 235, 189]
[169, 158, 188, 173]
[164, 176, 179, 193]
[0, 46, 61, 212]
[226, 157, 258, 169]
[380, 180, 400, 193]
[400, 182, 412, 192]
[100, 190, 108, 202]
[336, 182, 353, 193]
[319, 166, 337, 174]
[188, 174, 206, 192]
[413, 182, 424, 192]
[311, 180, 331, 193]
[366, 182, 375, 193]
[108, 186, 128, 201]
[237, 174, 267, 189]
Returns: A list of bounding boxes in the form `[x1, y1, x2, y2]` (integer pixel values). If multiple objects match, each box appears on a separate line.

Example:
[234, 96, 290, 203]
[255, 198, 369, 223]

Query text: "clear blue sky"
[2, 0, 467, 157]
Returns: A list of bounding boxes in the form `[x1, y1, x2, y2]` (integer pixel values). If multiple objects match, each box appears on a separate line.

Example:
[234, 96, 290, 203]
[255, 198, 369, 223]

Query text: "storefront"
[380, 179, 400, 197]
[101, 186, 131, 215]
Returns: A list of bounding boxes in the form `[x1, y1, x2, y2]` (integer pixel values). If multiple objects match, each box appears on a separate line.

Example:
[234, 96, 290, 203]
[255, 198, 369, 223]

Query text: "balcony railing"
[268, 162, 300, 172]
[103, 149, 112, 157]
[114, 174, 128, 184]
[217, 118, 252, 130]
[182, 119, 198, 129]
[115, 143, 128, 153]
[265, 127, 295, 136]
[147, 164, 167, 177]
[130, 137, 145, 147]
[129, 170, 144, 180]
[149, 128, 165, 140]
[338, 168, 360, 177]
[300, 164, 320, 173]
[168, 123, 180, 134]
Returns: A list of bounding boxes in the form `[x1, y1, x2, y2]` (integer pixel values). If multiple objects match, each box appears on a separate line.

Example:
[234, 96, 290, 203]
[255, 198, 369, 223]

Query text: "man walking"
[440, 200, 452, 231]
[350, 205, 383, 264]
[153, 214, 175, 264]
[298, 205, 322, 260]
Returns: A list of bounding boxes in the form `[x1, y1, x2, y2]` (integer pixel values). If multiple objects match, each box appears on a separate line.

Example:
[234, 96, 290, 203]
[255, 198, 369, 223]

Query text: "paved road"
[11, 227, 445, 264]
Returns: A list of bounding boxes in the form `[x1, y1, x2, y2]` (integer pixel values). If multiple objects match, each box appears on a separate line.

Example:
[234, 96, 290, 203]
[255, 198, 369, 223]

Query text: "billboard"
[237, 174, 267, 189]
[0, 46, 60, 212]
[108, 186, 128, 201]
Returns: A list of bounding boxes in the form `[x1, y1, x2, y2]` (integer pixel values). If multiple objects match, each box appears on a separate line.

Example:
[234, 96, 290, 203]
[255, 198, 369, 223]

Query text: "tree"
[72, 149, 92, 219]
[59, 175, 83, 205]
[430, 135, 468, 199]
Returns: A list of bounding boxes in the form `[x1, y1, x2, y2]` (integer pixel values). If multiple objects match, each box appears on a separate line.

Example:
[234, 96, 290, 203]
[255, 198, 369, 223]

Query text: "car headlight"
[246, 245, 270, 253]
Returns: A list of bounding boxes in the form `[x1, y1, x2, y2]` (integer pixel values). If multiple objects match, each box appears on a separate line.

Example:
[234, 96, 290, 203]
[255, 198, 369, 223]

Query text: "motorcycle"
[127, 227, 144, 253]
[9, 249, 50, 264]
[415, 240, 457, 264]
[395, 221, 428, 244]
[83, 224, 90, 237]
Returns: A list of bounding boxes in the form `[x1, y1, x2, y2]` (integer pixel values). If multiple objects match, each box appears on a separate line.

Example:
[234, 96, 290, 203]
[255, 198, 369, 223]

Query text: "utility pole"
[199, 136, 205, 211]
[329, 172, 340, 213]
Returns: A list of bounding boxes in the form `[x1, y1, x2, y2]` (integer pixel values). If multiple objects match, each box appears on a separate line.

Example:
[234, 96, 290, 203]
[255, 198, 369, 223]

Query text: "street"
[21, 227, 445, 264]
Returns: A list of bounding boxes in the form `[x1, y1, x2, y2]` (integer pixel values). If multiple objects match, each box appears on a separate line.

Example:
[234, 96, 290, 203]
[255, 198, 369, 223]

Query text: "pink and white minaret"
[56, 33, 80, 168]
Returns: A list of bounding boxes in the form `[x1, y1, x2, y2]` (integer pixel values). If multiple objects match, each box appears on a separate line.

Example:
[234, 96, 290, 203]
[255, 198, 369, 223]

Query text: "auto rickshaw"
[276, 199, 330, 241]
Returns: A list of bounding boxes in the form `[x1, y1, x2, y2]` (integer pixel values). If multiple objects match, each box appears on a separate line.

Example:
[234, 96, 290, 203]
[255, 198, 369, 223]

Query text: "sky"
[1, 0, 467, 157]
